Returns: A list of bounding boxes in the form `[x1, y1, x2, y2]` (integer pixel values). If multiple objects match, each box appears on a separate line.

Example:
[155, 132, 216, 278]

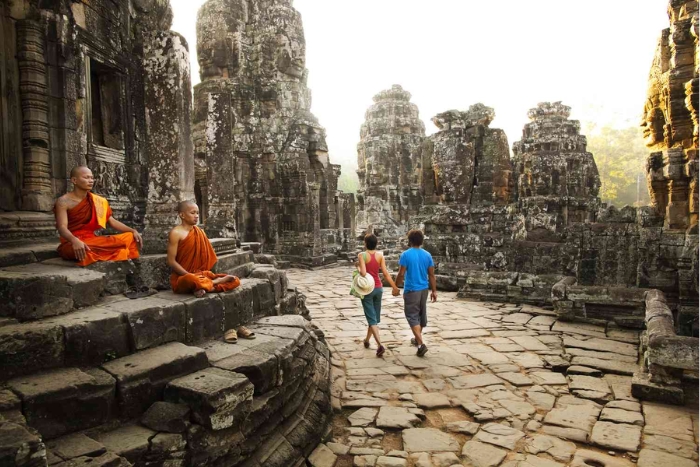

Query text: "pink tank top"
[365, 252, 382, 288]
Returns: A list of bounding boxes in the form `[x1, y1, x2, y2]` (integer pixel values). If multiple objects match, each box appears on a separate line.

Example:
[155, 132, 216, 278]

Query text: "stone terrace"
[290, 266, 699, 467]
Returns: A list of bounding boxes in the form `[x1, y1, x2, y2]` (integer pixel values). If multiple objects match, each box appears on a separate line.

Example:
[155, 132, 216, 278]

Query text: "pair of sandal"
[363, 340, 385, 357]
[224, 326, 256, 344]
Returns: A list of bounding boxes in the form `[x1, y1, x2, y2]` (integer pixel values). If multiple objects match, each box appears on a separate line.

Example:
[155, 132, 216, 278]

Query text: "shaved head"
[70, 166, 92, 178]
[177, 200, 198, 213]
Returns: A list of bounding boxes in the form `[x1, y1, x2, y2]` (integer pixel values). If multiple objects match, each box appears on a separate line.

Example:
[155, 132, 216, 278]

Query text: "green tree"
[584, 123, 650, 207]
[337, 169, 360, 194]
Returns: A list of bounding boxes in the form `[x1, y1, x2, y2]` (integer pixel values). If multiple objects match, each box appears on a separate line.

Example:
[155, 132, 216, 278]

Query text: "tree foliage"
[584, 123, 650, 207]
[337, 169, 360, 194]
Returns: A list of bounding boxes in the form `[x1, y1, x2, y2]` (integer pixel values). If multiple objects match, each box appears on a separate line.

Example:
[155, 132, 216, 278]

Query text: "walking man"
[395, 229, 437, 357]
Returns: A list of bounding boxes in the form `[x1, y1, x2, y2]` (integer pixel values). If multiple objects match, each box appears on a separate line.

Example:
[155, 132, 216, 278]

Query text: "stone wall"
[192, 0, 353, 264]
[0, 0, 195, 247]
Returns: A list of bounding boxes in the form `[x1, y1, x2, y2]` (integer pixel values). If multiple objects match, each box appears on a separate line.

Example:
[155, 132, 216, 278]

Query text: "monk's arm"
[107, 216, 143, 245]
[166, 230, 190, 276]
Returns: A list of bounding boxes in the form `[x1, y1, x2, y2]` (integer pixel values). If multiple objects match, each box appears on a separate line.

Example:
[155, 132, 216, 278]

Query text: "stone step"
[3, 314, 331, 466]
[41, 249, 255, 294]
[0, 239, 59, 268]
[5, 341, 209, 441]
[0, 278, 287, 380]
[0, 262, 106, 321]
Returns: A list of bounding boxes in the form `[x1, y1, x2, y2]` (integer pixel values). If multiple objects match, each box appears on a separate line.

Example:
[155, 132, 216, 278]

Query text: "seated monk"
[55, 166, 142, 266]
[167, 200, 241, 298]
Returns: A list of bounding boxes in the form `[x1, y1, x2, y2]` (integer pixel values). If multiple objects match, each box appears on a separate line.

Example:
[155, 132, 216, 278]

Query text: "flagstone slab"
[461, 440, 507, 467]
[402, 428, 460, 453]
[474, 422, 525, 449]
[449, 373, 503, 389]
[375, 406, 420, 429]
[590, 421, 641, 452]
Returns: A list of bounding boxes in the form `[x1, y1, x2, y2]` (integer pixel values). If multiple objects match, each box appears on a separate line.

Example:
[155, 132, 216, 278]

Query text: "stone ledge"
[0, 278, 285, 379]
[7, 367, 116, 440]
[0, 263, 105, 321]
[101, 342, 209, 419]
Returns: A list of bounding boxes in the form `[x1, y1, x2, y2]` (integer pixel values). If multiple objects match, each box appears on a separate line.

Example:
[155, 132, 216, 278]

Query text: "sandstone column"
[17, 20, 53, 212]
[203, 89, 237, 238]
[142, 32, 195, 252]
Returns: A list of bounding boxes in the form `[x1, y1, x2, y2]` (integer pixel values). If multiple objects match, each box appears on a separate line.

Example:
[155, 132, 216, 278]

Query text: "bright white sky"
[172, 0, 669, 172]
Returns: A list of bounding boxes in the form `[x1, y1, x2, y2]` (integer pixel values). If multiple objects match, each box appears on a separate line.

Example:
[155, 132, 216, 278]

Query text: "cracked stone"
[474, 422, 526, 449]
[590, 421, 642, 452]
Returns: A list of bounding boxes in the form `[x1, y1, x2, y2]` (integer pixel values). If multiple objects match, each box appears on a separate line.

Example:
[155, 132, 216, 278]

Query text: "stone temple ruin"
[0, 0, 697, 466]
[355, 1, 698, 403]
[192, 0, 354, 266]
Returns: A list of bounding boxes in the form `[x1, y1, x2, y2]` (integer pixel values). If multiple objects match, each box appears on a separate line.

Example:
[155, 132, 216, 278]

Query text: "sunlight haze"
[172, 0, 670, 174]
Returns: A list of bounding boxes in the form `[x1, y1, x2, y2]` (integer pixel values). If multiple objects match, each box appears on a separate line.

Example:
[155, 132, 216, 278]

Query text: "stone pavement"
[288, 266, 700, 467]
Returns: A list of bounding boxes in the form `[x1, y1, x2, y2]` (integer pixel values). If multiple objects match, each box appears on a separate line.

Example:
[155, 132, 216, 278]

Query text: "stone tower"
[512, 102, 601, 238]
[422, 104, 512, 208]
[355, 84, 425, 238]
[192, 0, 353, 264]
[642, 0, 698, 231]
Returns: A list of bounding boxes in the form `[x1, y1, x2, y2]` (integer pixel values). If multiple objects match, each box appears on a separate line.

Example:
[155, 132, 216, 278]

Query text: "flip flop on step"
[237, 326, 256, 339]
[224, 329, 238, 344]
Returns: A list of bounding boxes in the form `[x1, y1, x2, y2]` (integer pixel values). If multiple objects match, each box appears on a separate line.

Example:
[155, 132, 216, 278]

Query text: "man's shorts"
[404, 289, 429, 327]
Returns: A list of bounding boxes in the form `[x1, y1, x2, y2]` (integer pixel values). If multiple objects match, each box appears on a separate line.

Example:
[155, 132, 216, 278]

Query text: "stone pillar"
[17, 20, 53, 212]
[309, 182, 321, 257]
[142, 32, 195, 252]
[203, 90, 237, 238]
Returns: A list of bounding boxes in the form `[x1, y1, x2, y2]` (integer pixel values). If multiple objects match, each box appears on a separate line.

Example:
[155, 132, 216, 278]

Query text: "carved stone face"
[196, 0, 248, 80]
[641, 97, 665, 147]
[270, 7, 306, 79]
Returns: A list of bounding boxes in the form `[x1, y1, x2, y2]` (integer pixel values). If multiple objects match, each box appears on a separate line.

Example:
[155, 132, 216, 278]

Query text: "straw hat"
[353, 273, 375, 297]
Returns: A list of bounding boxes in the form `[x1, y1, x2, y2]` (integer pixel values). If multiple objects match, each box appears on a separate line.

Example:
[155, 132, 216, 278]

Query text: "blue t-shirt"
[399, 247, 434, 293]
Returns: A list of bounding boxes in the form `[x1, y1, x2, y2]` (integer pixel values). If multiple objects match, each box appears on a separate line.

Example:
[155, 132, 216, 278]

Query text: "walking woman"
[358, 233, 400, 357]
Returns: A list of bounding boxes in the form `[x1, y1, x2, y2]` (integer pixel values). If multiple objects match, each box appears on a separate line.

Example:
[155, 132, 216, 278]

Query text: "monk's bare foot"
[194, 289, 206, 298]
[213, 275, 237, 285]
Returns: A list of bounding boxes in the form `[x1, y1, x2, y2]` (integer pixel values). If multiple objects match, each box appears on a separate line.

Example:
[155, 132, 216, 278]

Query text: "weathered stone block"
[91, 424, 156, 465]
[220, 281, 256, 330]
[0, 263, 105, 320]
[8, 367, 115, 439]
[0, 322, 64, 380]
[132, 255, 172, 290]
[213, 252, 255, 275]
[165, 367, 254, 430]
[0, 422, 46, 467]
[141, 401, 191, 433]
[251, 279, 276, 318]
[101, 342, 209, 419]
[104, 295, 186, 351]
[46, 433, 106, 460]
[212, 348, 279, 395]
[183, 294, 224, 343]
[45, 306, 130, 366]
[250, 265, 286, 304]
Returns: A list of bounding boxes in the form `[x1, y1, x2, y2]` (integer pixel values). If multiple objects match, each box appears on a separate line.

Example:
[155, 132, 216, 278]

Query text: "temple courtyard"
[288, 265, 699, 467]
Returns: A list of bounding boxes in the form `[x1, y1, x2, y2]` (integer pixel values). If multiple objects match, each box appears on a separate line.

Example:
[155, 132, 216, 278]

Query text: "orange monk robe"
[170, 226, 240, 294]
[57, 192, 139, 267]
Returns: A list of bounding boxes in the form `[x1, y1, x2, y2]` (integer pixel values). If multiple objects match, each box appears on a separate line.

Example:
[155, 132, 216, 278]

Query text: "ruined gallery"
[0, 0, 697, 466]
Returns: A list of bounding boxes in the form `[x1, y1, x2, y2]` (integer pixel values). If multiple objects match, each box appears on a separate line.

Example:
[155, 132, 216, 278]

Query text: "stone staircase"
[0, 245, 333, 467]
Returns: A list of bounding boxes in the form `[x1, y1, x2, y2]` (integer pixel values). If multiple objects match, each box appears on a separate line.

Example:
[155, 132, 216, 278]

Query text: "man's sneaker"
[410, 338, 418, 346]
[416, 344, 428, 357]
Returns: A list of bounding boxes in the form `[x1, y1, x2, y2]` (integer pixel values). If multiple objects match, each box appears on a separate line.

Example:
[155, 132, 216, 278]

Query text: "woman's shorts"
[361, 287, 383, 326]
